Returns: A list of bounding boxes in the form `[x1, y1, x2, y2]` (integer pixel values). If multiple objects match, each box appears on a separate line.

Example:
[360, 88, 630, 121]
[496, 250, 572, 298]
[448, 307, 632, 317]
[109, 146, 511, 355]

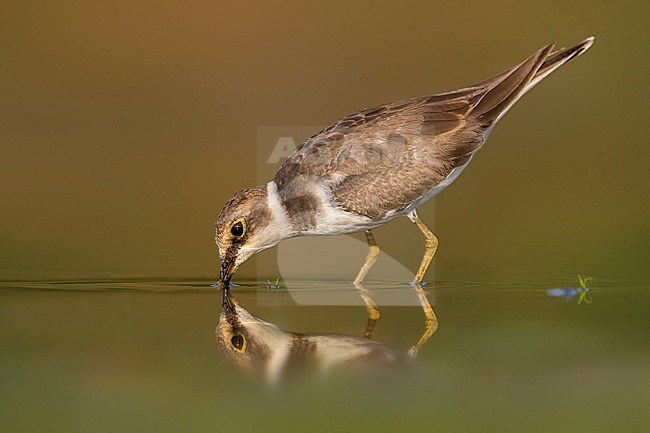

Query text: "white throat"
[266, 180, 291, 235]
[264, 180, 293, 240]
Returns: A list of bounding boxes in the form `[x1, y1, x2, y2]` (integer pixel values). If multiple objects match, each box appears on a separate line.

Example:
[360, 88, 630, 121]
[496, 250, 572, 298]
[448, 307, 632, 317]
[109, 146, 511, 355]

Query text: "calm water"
[2, 274, 648, 432]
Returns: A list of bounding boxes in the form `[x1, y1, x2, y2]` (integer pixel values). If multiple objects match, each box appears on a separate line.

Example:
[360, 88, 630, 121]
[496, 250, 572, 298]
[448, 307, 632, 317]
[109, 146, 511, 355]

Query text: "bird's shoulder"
[273, 87, 485, 191]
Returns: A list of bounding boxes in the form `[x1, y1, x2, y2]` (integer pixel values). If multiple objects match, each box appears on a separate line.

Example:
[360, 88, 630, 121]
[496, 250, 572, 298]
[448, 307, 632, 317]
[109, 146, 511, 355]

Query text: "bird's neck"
[264, 180, 297, 241]
[267, 178, 327, 236]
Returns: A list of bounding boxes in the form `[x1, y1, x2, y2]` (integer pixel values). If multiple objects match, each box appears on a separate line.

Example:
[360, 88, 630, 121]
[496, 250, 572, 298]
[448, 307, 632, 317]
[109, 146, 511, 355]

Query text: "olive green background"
[2, 1, 648, 281]
[1, 3, 649, 433]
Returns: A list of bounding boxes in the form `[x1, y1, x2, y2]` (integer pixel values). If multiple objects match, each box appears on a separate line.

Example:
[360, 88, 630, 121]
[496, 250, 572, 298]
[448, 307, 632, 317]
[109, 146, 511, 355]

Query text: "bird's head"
[215, 184, 290, 285]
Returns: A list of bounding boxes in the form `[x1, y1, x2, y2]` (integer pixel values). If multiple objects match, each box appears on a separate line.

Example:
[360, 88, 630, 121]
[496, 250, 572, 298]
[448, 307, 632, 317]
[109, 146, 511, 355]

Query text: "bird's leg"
[354, 229, 381, 338]
[354, 229, 381, 285]
[408, 210, 439, 285]
[408, 284, 439, 357]
[405, 210, 439, 356]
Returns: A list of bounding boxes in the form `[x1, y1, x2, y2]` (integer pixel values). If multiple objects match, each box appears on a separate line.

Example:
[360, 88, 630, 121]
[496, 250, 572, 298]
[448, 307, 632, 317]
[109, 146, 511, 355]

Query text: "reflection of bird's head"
[216, 289, 294, 379]
[216, 290, 409, 383]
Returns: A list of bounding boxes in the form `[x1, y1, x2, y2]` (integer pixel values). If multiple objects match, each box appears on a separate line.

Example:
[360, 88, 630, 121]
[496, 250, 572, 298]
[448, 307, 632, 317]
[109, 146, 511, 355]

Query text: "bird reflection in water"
[216, 285, 438, 383]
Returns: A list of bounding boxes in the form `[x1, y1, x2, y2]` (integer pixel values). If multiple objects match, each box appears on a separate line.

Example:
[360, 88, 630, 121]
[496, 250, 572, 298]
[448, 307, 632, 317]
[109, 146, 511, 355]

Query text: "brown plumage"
[215, 37, 594, 288]
[274, 38, 593, 220]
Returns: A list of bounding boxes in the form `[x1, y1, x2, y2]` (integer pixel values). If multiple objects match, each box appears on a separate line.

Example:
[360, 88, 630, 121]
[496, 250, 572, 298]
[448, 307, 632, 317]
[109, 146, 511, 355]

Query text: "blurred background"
[1, 2, 649, 432]
[1, 1, 648, 281]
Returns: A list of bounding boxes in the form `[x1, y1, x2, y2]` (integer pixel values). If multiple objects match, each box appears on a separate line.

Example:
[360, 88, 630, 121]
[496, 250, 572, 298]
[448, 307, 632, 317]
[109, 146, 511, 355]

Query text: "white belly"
[307, 181, 382, 235]
[310, 203, 382, 235]
[397, 153, 476, 217]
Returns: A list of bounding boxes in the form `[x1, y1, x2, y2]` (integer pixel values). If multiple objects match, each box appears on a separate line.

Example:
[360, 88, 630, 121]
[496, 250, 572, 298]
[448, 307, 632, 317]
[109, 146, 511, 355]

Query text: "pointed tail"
[471, 37, 594, 127]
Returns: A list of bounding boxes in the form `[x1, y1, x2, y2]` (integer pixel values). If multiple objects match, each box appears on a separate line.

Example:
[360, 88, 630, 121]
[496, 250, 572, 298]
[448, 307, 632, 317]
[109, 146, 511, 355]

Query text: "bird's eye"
[230, 219, 245, 238]
[231, 334, 245, 351]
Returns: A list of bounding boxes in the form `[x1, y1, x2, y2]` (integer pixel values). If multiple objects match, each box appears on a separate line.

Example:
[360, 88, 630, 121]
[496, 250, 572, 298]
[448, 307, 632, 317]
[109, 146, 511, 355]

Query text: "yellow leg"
[354, 229, 380, 285]
[405, 210, 439, 356]
[408, 284, 439, 357]
[354, 229, 381, 338]
[408, 211, 439, 284]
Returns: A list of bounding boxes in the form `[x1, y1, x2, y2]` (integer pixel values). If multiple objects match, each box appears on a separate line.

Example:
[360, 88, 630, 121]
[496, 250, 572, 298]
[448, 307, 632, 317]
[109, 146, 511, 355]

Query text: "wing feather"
[273, 39, 594, 219]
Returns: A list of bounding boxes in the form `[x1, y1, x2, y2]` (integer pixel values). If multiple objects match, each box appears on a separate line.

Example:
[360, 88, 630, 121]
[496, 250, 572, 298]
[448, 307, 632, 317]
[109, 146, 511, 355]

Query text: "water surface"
[2, 275, 648, 432]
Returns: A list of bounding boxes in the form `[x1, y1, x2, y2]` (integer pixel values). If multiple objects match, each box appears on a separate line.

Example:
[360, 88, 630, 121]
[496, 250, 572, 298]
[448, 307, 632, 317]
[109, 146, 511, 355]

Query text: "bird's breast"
[277, 178, 382, 236]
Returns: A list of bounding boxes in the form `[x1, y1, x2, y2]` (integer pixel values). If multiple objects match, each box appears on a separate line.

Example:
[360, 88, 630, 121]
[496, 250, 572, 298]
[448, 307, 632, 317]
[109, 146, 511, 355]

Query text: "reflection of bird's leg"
[408, 284, 439, 357]
[408, 210, 439, 285]
[355, 282, 380, 338]
[354, 229, 381, 338]
[406, 210, 439, 356]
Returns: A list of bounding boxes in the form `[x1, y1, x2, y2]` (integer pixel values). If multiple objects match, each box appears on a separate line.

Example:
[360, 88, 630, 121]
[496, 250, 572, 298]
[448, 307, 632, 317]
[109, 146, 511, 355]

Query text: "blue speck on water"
[546, 287, 578, 299]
